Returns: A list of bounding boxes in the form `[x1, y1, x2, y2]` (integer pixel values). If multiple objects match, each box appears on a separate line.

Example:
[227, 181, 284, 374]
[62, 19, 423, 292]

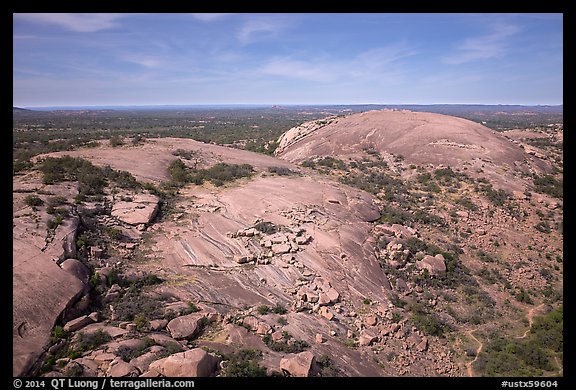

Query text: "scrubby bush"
[254, 221, 277, 234]
[267, 166, 295, 176]
[75, 329, 112, 351]
[222, 349, 267, 377]
[168, 159, 189, 184]
[532, 174, 563, 199]
[110, 135, 124, 147]
[408, 302, 451, 337]
[271, 303, 287, 314]
[171, 149, 196, 160]
[24, 194, 44, 207]
[474, 306, 562, 376]
[257, 305, 270, 315]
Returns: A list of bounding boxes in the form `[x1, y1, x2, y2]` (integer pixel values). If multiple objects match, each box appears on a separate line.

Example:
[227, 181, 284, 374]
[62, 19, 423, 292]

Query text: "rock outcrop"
[279, 351, 315, 377]
[416, 254, 446, 275]
[111, 194, 160, 226]
[148, 349, 220, 377]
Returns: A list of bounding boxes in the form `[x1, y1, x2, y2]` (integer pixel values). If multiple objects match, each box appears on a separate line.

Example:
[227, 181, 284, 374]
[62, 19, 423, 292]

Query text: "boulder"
[148, 348, 220, 377]
[280, 351, 315, 377]
[147, 333, 183, 350]
[108, 359, 139, 377]
[359, 329, 378, 346]
[167, 313, 206, 339]
[233, 255, 252, 264]
[272, 243, 291, 255]
[63, 315, 94, 332]
[150, 319, 168, 331]
[415, 254, 446, 275]
[364, 314, 378, 327]
[241, 316, 259, 331]
[60, 259, 91, 284]
[417, 336, 428, 352]
[318, 307, 334, 320]
[325, 288, 340, 303]
[256, 323, 272, 335]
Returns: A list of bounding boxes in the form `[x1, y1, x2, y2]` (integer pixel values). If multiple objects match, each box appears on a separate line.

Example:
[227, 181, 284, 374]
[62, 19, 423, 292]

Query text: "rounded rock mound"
[275, 109, 544, 170]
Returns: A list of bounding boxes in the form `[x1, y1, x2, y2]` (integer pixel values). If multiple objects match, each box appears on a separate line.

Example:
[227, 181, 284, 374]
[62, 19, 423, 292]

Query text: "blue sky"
[13, 13, 563, 107]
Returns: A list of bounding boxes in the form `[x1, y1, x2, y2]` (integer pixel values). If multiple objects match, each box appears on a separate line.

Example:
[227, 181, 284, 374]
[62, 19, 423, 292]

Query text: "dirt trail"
[465, 329, 483, 377]
[516, 303, 546, 339]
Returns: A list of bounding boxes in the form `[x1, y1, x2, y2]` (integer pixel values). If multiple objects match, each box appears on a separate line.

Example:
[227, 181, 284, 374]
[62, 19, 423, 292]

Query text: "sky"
[13, 13, 563, 107]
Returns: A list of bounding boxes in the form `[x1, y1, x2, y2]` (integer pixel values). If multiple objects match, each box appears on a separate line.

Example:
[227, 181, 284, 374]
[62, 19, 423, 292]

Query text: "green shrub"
[271, 304, 287, 315]
[167, 159, 189, 184]
[222, 349, 267, 377]
[316, 355, 338, 376]
[254, 221, 277, 234]
[134, 315, 149, 332]
[455, 196, 478, 211]
[75, 329, 112, 351]
[171, 149, 196, 160]
[267, 166, 295, 176]
[257, 305, 270, 315]
[532, 174, 563, 199]
[181, 302, 200, 315]
[47, 215, 64, 229]
[110, 135, 124, 147]
[24, 194, 44, 207]
[51, 325, 68, 342]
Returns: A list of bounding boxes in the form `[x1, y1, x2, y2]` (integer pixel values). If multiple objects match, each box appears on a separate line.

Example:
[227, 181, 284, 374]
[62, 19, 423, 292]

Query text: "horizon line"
[16, 102, 564, 110]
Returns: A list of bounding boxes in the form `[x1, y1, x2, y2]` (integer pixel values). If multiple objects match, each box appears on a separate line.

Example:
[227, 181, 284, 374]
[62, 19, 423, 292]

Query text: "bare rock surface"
[13, 178, 85, 376]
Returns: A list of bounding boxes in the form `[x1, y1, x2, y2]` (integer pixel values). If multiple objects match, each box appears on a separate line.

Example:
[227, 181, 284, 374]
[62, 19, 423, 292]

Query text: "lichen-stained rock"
[111, 194, 159, 225]
[280, 351, 315, 377]
[148, 348, 220, 377]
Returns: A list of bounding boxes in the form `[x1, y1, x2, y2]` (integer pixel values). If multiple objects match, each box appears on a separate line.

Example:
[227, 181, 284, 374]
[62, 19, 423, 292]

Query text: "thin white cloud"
[261, 58, 338, 82]
[122, 55, 163, 69]
[237, 17, 288, 44]
[13, 13, 125, 32]
[190, 13, 233, 22]
[260, 43, 417, 83]
[443, 23, 521, 65]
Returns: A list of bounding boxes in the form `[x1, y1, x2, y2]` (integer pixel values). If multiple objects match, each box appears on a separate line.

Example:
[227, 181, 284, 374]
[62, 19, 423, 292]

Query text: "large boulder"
[60, 259, 91, 284]
[148, 348, 220, 377]
[166, 313, 206, 339]
[63, 315, 95, 332]
[415, 254, 446, 275]
[279, 351, 315, 377]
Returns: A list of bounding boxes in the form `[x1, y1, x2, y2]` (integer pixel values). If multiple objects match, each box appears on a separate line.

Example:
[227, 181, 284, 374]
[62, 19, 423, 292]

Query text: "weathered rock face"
[111, 194, 160, 226]
[148, 348, 220, 377]
[13, 179, 86, 377]
[280, 351, 315, 377]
